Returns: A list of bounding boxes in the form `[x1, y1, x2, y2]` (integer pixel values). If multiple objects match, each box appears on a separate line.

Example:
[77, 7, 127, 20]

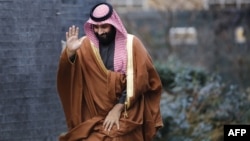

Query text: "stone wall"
[0, 0, 104, 140]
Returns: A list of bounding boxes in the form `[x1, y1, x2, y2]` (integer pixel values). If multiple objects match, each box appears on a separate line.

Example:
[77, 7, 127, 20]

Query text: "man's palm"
[66, 25, 83, 53]
[66, 35, 82, 51]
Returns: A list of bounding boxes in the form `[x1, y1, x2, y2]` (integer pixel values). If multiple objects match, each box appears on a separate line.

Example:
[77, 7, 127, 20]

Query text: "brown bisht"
[57, 34, 163, 141]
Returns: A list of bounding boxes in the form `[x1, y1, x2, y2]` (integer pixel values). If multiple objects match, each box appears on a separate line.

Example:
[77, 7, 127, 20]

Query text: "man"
[57, 2, 163, 141]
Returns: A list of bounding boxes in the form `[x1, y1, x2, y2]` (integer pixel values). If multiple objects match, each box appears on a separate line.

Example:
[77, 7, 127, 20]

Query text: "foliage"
[155, 56, 208, 92]
[154, 57, 250, 141]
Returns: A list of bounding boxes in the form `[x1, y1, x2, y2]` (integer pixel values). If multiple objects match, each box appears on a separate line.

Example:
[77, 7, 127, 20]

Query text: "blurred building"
[148, 0, 204, 11]
[107, 0, 250, 88]
[108, 0, 250, 12]
[205, 0, 250, 10]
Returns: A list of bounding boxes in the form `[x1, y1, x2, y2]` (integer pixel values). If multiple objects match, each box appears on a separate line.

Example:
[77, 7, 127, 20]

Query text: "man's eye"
[101, 25, 109, 28]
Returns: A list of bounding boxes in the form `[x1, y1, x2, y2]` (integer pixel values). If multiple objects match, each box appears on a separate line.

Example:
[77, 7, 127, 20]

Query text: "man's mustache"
[97, 33, 108, 38]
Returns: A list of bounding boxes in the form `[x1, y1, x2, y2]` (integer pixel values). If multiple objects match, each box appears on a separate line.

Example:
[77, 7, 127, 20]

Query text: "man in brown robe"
[57, 2, 163, 141]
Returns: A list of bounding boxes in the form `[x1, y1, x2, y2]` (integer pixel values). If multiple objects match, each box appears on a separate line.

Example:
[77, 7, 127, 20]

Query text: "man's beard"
[95, 26, 116, 45]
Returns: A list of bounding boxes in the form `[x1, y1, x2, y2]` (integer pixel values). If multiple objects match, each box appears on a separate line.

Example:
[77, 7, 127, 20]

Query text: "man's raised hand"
[65, 25, 84, 57]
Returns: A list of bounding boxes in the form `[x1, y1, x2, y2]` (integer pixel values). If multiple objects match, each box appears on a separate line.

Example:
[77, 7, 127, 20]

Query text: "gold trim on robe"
[125, 34, 134, 117]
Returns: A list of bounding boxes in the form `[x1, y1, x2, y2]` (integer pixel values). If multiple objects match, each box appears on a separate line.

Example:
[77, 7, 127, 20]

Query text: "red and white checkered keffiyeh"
[84, 3, 128, 74]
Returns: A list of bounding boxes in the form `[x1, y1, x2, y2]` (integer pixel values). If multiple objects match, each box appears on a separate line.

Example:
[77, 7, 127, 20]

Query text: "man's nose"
[97, 28, 103, 35]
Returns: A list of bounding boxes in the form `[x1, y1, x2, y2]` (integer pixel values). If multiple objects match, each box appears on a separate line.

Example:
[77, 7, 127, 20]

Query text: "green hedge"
[154, 61, 250, 141]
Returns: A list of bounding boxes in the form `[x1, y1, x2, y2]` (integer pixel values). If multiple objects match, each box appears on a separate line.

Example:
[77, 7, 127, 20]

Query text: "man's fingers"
[116, 120, 120, 130]
[67, 25, 79, 38]
[104, 124, 108, 131]
[108, 122, 114, 131]
[103, 119, 109, 131]
[72, 25, 76, 35]
[103, 120, 115, 131]
[75, 27, 79, 37]
[69, 27, 71, 36]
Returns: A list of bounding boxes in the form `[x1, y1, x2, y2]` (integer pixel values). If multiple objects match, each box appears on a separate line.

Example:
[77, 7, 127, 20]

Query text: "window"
[169, 27, 198, 46]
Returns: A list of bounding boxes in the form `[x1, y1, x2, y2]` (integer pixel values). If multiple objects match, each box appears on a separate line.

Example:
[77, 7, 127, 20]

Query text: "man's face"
[93, 24, 112, 37]
[93, 24, 116, 45]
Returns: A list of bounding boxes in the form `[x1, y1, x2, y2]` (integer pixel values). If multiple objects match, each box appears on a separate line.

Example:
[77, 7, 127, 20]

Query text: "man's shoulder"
[127, 34, 143, 44]
[80, 36, 87, 41]
[127, 33, 136, 38]
[127, 34, 141, 42]
[126, 34, 148, 54]
[80, 36, 91, 45]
